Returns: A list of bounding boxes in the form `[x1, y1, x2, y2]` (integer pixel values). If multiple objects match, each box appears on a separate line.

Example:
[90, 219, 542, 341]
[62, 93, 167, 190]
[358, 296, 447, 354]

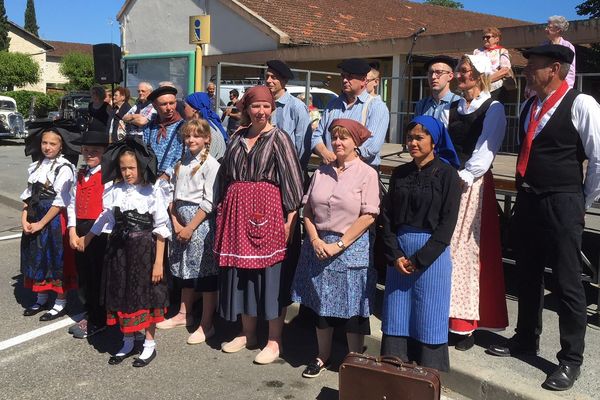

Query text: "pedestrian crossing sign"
[189, 15, 210, 44]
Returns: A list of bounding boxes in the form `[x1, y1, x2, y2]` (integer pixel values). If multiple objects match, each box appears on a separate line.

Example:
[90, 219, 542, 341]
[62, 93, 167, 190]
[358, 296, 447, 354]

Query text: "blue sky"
[4, 0, 589, 44]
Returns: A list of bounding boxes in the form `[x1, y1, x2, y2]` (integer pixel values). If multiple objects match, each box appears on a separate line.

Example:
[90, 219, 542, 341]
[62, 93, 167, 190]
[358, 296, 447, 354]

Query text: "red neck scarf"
[157, 111, 183, 143]
[516, 81, 569, 178]
[484, 45, 504, 51]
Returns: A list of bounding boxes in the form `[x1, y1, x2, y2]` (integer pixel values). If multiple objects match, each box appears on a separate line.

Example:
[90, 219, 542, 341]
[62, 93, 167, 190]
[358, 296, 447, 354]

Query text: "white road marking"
[0, 233, 21, 241]
[0, 312, 85, 351]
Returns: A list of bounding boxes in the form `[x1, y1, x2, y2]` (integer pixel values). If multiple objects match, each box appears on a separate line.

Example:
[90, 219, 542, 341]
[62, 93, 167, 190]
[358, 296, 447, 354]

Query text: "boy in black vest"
[487, 44, 600, 391]
[67, 130, 110, 339]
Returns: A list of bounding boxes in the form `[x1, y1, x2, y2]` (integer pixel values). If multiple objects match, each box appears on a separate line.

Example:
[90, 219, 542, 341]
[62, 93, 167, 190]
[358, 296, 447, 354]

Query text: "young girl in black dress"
[84, 136, 170, 367]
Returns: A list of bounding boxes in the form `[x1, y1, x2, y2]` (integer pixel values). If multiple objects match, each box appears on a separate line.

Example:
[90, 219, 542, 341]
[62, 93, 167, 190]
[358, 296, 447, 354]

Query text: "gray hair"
[138, 81, 153, 91]
[90, 85, 106, 99]
[548, 15, 569, 32]
[559, 62, 570, 80]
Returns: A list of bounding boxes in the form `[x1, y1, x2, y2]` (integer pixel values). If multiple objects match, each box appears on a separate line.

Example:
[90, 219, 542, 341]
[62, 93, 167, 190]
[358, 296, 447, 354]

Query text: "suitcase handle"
[379, 356, 430, 376]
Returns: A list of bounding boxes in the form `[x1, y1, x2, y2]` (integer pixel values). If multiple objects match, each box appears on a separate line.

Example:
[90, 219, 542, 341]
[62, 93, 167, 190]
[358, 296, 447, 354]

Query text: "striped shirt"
[220, 126, 304, 214]
[311, 90, 390, 167]
[272, 91, 312, 170]
[143, 119, 185, 174]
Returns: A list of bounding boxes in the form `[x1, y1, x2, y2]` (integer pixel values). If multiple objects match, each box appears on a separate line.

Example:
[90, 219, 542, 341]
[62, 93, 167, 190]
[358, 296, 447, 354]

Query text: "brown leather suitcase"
[339, 352, 441, 400]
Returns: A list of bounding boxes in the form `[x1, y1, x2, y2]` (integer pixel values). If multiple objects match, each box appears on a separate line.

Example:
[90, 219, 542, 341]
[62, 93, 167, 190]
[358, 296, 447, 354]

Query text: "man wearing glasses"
[122, 82, 156, 136]
[414, 55, 458, 127]
[311, 58, 389, 169]
[487, 44, 600, 392]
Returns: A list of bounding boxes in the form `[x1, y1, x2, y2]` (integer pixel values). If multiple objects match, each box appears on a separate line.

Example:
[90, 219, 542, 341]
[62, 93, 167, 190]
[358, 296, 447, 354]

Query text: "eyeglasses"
[427, 70, 452, 78]
[545, 25, 560, 32]
[482, 35, 494, 40]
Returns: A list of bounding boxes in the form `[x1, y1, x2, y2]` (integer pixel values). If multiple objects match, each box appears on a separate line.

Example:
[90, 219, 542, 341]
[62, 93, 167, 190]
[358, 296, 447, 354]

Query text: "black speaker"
[93, 43, 122, 84]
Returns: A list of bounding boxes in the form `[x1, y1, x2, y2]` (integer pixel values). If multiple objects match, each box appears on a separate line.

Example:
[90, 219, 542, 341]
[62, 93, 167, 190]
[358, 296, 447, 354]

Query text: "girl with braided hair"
[159, 119, 221, 346]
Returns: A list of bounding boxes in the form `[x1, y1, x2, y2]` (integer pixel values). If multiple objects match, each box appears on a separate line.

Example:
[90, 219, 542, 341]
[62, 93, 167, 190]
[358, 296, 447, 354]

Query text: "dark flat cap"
[522, 44, 574, 64]
[266, 60, 294, 80]
[148, 86, 177, 102]
[74, 130, 109, 146]
[424, 55, 457, 71]
[337, 58, 370, 75]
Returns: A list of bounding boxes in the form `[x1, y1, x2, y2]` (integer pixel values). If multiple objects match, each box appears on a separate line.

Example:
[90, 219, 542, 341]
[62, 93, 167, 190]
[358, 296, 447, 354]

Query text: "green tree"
[24, 0, 39, 36]
[0, 0, 10, 51]
[0, 51, 40, 91]
[59, 52, 94, 90]
[424, 0, 464, 8]
[576, 0, 600, 18]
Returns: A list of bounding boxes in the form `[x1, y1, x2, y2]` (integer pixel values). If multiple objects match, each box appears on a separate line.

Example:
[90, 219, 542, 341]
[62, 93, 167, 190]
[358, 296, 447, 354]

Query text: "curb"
[0, 194, 22, 211]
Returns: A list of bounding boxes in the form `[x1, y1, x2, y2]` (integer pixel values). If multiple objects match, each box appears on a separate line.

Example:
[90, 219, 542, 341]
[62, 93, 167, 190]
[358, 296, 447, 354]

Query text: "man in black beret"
[414, 55, 458, 126]
[488, 44, 600, 392]
[142, 85, 184, 180]
[311, 58, 389, 169]
[265, 59, 312, 170]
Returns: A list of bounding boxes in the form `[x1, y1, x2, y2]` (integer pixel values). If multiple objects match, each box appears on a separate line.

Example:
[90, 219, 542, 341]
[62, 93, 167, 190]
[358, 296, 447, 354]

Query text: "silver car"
[0, 95, 26, 139]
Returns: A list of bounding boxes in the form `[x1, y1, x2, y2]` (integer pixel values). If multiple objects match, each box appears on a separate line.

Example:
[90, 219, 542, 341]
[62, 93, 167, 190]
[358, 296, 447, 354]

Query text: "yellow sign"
[189, 15, 210, 44]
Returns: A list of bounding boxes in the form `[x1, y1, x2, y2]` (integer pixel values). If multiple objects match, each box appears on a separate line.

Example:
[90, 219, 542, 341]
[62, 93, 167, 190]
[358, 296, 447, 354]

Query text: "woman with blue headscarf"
[379, 115, 461, 371]
[184, 92, 228, 160]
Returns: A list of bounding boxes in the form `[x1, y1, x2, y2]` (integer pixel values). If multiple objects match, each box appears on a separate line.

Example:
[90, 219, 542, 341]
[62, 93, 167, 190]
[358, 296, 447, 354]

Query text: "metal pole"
[216, 62, 222, 113]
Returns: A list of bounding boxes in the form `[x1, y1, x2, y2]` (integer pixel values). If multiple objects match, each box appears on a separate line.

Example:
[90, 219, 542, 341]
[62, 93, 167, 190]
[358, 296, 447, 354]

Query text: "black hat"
[25, 120, 82, 162]
[368, 61, 381, 71]
[522, 44, 574, 64]
[424, 55, 457, 71]
[100, 135, 157, 184]
[74, 130, 109, 147]
[337, 58, 370, 75]
[266, 60, 294, 80]
[148, 86, 178, 102]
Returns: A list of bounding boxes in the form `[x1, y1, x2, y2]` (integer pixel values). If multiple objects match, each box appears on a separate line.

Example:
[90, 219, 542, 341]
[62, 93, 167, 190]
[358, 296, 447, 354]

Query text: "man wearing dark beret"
[414, 55, 458, 126]
[266, 60, 312, 170]
[311, 58, 389, 169]
[488, 44, 600, 392]
[142, 85, 184, 180]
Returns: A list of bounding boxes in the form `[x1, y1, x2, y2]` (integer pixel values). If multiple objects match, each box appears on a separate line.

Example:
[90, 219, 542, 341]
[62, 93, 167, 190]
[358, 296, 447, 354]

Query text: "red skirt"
[214, 181, 286, 269]
[449, 172, 509, 333]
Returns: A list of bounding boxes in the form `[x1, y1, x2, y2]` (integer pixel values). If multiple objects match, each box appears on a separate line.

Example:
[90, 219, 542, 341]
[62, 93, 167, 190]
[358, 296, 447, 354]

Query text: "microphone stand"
[381, 32, 423, 158]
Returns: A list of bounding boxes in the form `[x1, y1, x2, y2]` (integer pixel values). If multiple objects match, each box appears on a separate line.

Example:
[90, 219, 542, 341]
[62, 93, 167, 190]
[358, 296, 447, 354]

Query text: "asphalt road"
[0, 141, 464, 399]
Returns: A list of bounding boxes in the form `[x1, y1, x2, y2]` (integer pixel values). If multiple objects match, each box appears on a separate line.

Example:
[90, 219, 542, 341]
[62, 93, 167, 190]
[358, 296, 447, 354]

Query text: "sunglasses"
[482, 35, 495, 40]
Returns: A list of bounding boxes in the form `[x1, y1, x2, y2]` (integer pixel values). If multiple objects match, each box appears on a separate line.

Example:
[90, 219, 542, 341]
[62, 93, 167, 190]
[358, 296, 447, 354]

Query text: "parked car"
[0, 95, 27, 139]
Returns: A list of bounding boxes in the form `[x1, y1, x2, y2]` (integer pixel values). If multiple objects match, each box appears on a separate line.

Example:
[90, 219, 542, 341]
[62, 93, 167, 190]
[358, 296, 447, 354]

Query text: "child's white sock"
[116, 335, 134, 356]
[47, 298, 66, 316]
[139, 339, 156, 360]
[30, 293, 49, 310]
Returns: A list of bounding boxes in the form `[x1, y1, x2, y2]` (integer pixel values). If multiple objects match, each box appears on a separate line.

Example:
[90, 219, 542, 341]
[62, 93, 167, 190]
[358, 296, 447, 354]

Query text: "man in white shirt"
[487, 44, 600, 392]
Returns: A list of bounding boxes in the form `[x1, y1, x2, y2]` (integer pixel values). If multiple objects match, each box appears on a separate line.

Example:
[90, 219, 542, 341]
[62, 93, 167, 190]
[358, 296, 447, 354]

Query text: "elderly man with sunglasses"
[414, 55, 458, 127]
[311, 58, 389, 170]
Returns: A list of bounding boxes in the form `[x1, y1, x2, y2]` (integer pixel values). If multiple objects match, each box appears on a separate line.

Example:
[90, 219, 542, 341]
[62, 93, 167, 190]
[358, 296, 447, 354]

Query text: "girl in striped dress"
[380, 116, 461, 371]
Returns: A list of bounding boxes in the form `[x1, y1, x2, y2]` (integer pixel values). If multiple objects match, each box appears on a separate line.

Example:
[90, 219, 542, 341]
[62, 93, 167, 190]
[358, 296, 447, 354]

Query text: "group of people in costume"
[17, 42, 600, 392]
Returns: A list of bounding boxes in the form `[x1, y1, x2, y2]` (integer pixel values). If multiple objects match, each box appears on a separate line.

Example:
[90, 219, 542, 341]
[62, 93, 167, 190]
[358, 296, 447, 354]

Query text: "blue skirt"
[291, 230, 376, 319]
[381, 226, 452, 345]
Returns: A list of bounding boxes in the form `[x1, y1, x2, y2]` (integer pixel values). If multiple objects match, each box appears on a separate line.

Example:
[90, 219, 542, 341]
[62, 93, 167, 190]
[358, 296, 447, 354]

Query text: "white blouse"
[172, 153, 220, 214]
[454, 91, 506, 186]
[90, 180, 171, 239]
[20, 155, 75, 208]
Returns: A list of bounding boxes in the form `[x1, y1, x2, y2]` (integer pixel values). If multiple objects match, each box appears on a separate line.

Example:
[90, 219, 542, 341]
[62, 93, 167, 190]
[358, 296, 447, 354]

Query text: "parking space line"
[0, 312, 85, 351]
[0, 234, 21, 241]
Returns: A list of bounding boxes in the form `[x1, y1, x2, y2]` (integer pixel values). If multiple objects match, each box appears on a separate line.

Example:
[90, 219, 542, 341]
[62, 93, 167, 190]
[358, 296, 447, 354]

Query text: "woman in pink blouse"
[545, 15, 576, 88]
[292, 118, 380, 378]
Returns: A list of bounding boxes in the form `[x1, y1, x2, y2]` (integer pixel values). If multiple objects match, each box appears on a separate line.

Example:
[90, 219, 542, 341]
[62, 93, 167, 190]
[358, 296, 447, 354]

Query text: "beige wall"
[7, 30, 47, 92]
[45, 57, 69, 85]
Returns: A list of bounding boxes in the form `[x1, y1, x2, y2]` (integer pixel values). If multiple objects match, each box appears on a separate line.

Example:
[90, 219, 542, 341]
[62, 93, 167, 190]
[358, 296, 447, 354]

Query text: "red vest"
[75, 169, 104, 220]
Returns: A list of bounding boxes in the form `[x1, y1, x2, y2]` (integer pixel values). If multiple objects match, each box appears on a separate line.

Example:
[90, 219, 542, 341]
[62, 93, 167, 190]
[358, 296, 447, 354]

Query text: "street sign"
[189, 15, 211, 44]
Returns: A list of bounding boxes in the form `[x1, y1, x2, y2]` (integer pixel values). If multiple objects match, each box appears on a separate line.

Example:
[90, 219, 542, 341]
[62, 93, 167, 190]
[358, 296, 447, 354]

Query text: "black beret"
[424, 55, 457, 71]
[522, 44, 574, 64]
[266, 60, 294, 80]
[147, 86, 177, 102]
[74, 130, 109, 146]
[369, 61, 381, 71]
[337, 58, 370, 75]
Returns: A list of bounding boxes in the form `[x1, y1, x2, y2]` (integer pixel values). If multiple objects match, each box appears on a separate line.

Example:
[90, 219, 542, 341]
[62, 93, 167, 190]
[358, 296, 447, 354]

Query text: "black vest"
[517, 89, 586, 193]
[448, 98, 493, 168]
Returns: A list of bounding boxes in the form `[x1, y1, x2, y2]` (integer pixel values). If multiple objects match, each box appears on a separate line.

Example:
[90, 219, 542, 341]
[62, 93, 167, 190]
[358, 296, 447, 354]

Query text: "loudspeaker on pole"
[92, 43, 123, 84]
